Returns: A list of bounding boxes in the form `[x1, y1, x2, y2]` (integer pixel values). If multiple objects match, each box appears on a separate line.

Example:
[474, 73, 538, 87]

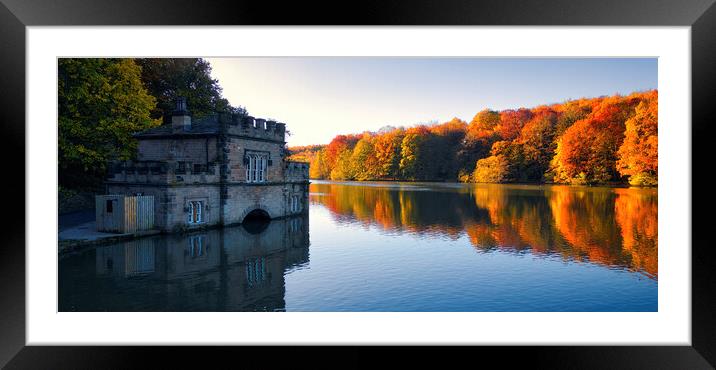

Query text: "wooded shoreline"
[290, 90, 658, 187]
[307, 178, 657, 188]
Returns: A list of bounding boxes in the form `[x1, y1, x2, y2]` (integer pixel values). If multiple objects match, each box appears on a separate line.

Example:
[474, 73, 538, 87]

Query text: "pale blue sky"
[206, 58, 657, 146]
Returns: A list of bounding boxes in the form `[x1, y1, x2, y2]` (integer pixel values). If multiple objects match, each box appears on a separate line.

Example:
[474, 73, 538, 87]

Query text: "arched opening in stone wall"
[242, 209, 271, 234]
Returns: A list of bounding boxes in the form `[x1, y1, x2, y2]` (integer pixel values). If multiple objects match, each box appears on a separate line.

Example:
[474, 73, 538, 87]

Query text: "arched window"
[187, 201, 204, 224]
[245, 152, 268, 183]
[187, 202, 194, 223]
[258, 157, 266, 182]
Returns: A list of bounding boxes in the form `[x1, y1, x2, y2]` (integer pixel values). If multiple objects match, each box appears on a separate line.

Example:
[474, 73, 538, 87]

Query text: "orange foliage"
[552, 96, 639, 184]
[617, 91, 658, 185]
[309, 90, 656, 185]
[498, 109, 532, 141]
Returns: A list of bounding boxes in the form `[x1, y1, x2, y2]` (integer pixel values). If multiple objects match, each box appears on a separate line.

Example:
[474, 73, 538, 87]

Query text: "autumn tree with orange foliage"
[616, 91, 658, 185]
[373, 128, 405, 179]
[300, 90, 657, 186]
[551, 95, 642, 184]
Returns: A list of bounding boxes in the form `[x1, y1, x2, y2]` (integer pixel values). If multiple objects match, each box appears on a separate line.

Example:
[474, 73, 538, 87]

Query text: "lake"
[59, 181, 658, 311]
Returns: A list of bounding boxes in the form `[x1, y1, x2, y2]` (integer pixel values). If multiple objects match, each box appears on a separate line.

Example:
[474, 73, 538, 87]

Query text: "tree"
[616, 92, 658, 185]
[330, 148, 355, 180]
[324, 134, 360, 176]
[135, 58, 246, 122]
[429, 118, 467, 180]
[373, 128, 404, 179]
[309, 150, 330, 179]
[468, 109, 501, 138]
[58, 58, 160, 189]
[473, 155, 510, 183]
[306, 90, 657, 186]
[350, 134, 378, 180]
[555, 99, 592, 136]
[458, 109, 500, 176]
[497, 109, 532, 141]
[490, 140, 527, 182]
[516, 107, 557, 181]
[551, 97, 633, 184]
[399, 126, 430, 180]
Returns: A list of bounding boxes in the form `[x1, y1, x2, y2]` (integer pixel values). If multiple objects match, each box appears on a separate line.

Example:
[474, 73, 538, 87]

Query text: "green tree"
[58, 58, 160, 189]
[135, 58, 246, 122]
[399, 127, 429, 180]
[490, 140, 528, 182]
[429, 118, 467, 180]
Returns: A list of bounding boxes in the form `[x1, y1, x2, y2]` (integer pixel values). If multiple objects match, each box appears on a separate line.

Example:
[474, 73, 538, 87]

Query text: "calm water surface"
[59, 181, 657, 311]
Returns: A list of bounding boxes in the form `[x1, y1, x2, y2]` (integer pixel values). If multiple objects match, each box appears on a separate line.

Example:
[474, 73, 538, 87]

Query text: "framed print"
[2, 0, 715, 368]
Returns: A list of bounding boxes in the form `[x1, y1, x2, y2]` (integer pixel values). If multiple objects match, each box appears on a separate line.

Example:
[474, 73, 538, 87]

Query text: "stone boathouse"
[104, 98, 309, 232]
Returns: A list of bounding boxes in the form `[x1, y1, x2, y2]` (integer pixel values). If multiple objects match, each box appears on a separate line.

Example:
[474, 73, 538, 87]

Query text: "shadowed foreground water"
[59, 181, 657, 312]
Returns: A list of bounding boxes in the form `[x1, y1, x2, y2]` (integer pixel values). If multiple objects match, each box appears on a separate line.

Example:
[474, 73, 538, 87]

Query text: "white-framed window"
[187, 201, 203, 224]
[245, 152, 268, 183]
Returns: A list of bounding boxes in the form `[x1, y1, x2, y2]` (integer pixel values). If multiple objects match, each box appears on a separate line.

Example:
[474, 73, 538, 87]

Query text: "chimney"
[171, 97, 191, 132]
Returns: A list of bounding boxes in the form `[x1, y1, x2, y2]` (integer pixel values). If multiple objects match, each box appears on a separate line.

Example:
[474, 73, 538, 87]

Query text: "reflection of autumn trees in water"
[614, 189, 658, 277]
[310, 182, 657, 278]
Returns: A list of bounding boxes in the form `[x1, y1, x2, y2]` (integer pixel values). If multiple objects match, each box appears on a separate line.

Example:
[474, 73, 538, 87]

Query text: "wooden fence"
[96, 195, 154, 233]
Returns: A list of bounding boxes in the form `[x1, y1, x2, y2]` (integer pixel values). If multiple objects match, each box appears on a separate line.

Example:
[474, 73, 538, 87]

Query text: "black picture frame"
[1, 0, 714, 368]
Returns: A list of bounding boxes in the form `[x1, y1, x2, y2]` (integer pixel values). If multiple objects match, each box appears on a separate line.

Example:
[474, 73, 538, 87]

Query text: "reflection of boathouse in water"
[100, 98, 309, 233]
[60, 216, 310, 312]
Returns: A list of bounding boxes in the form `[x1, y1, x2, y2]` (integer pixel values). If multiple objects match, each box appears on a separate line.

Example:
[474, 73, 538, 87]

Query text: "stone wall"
[106, 184, 222, 232]
[223, 184, 286, 225]
[137, 137, 218, 163]
[224, 136, 285, 183]
[169, 185, 222, 231]
[106, 113, 309, 232]
[108, 161, 220, 185]
[285, 161, 309, 182]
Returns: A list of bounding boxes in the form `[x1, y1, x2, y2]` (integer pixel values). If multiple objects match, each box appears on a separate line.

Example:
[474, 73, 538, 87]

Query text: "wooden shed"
[96, 195, 154, 233]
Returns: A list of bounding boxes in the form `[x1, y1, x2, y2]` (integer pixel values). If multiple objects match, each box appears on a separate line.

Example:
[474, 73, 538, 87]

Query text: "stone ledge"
[58, 221, 161, 256]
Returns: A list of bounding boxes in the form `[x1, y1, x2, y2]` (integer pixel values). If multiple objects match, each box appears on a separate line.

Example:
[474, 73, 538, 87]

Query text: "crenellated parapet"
[230, 115, 286, 142]
[284, 161, 309, 182]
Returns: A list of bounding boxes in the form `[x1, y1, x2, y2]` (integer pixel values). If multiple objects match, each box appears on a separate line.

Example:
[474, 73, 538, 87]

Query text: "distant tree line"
[289, 90, 657, 186]
[58, 58, 247, 190]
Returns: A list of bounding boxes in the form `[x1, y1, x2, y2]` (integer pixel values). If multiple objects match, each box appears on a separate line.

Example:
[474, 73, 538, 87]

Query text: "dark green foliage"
[135, 58, 247, 123]
[58, 58, 160, 189]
